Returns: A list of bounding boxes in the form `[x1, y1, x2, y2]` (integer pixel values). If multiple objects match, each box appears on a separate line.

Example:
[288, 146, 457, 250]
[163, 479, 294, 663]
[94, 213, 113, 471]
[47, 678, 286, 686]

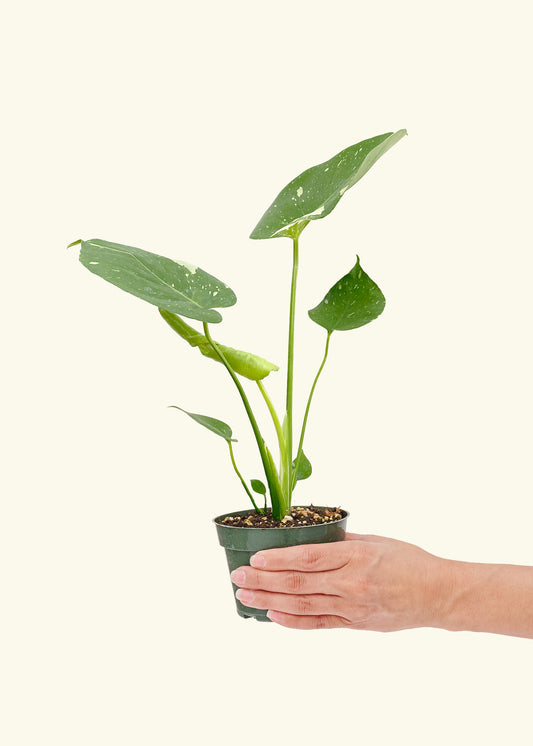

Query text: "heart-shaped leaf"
[250, 130, 407, 240]
[292, 450, 312, 483]
[251, 479, 267, 496]
[308, 256, 385, 332]
[159, 309, 279, 381]
[74, 238, 236, 323]
[169, 406, 236, 441]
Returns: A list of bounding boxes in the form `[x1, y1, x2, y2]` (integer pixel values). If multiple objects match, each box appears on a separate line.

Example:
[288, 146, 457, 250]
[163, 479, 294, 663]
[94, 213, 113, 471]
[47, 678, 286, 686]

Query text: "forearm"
[438, 560, 533, 639]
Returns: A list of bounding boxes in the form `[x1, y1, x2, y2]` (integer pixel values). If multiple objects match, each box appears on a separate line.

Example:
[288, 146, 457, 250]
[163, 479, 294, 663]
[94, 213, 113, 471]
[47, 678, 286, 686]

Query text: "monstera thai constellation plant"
[70, 130, 406, 523]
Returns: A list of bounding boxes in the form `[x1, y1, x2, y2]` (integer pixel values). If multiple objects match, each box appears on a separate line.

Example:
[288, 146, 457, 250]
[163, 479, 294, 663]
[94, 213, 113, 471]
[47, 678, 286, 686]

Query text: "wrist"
[423, 555, 462, 630]
[433, 558, 475, 632]
[431, 559, 533, 637]
[429, 558, 496, 632]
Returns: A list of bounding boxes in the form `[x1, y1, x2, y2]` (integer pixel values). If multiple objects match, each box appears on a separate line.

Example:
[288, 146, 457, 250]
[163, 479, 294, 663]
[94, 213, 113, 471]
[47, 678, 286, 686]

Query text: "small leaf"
[292, 451, 312, 483]
[159, 309, 279, 381]
[77, 238, 236, 323]
[169, 406, 236, 441]
[251, 479, 267, 496]
[250, 130, 407, 240]
[264, 443, 284, 515]
[308, 256, 385, 332]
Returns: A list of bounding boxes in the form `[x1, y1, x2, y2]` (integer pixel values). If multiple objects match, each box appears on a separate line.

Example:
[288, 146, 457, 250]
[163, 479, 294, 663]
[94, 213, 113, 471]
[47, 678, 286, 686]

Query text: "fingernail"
[230, 569, 245, 585]
[267, 610, 281, 622]
[236, 589, 254, 604]
[250, 553, 266, 568]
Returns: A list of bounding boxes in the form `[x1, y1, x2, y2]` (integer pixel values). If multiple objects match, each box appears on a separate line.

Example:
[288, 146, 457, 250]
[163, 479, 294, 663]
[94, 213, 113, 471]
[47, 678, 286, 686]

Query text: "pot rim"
[213, 505, 348, 529]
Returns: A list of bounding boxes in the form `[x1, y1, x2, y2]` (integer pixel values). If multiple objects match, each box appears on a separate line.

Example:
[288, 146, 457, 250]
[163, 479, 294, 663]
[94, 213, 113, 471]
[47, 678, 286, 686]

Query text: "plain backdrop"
[2, 1, 532, 744]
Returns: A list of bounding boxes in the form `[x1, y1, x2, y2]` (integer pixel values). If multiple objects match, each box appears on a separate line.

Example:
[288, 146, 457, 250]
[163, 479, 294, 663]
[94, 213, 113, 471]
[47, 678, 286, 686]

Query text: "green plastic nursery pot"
[214, 507, 348, 621]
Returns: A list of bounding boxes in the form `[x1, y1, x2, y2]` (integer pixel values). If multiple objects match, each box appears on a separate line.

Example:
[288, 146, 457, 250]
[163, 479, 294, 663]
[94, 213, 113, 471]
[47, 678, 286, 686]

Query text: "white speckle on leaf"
[306, 205, 325, 218]
[213, 290, 218, 297]
[324, 167, 329, 172]
[339, 185, 349, 196]
[88, 261, 99, 265]
[296, 187, 303, 197]
[271, 223, 294, 238]
[177, 260, 198, 274]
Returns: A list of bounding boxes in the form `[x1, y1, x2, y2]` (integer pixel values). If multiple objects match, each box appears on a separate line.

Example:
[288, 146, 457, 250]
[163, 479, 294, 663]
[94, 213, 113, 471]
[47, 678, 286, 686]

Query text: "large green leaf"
[169, 406, 236, 441]
[308, 256, 385, 332]
[250, 130, 407, 240]
[72, 238, 236, 323]
[159, 309, 279, 381]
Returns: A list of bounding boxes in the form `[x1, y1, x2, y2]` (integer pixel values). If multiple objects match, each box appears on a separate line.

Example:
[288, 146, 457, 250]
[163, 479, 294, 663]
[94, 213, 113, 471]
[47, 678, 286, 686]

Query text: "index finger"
[250, 540, 357, 572]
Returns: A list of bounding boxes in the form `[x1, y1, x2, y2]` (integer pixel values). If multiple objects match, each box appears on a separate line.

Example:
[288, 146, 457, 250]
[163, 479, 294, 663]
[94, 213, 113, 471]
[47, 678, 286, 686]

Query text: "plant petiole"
[203, 322, 283, 513]
[285, 234, 299, 504]
[292, 330, 332, 489]
[256, 380, 287, 468]
[227, 440, 264, 513]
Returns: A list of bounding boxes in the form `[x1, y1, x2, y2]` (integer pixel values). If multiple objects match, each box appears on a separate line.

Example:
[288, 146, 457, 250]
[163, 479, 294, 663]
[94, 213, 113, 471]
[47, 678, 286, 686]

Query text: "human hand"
[230, 533, 451, 630]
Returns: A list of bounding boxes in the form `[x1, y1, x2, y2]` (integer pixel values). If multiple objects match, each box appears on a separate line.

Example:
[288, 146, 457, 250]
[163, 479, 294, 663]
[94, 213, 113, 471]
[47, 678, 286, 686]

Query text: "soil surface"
[216, 505, 345, 529]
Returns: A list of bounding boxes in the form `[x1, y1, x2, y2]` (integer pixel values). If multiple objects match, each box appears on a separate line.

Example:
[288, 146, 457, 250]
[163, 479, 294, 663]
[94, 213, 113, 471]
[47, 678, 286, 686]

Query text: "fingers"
[248, 540, 356, 573]
[236, 589, 346, 616]
[265, 611, 352, 630]
[231, 566, 341, 596]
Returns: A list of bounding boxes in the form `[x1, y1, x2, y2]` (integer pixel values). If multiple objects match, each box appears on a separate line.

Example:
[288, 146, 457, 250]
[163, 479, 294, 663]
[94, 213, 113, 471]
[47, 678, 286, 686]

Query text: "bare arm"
[230, 533, 533, 637]
[441, 558, 533, 637]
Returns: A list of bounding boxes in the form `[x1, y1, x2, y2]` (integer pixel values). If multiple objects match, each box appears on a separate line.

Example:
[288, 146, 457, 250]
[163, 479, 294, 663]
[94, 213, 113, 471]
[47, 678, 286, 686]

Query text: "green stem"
[203, 323, 283, 512]
[292, 331, 332, 489]
[227, 440, 263, 513]
[256, 380, 287, 468]
[264, 443, 284, 519]
[285, 235, 299, 504]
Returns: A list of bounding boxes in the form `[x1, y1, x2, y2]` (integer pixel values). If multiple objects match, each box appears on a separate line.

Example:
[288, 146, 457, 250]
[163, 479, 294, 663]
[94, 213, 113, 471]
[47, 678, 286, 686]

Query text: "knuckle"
[296, 595, 313, 615]
[286, 570, 306, 592]
[314, 615, 338, 630]
[352, 541, 373, 563]
[299, 546, 323, 569]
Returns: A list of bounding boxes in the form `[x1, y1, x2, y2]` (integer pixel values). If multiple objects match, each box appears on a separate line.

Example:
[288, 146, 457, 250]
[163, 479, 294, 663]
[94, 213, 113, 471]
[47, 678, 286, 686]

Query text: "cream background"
[2, 1, 532, 744]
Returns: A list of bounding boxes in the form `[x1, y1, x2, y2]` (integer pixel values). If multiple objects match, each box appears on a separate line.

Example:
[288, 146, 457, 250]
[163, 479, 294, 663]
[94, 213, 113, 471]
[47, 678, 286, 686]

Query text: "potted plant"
[69, 129, 407, 620]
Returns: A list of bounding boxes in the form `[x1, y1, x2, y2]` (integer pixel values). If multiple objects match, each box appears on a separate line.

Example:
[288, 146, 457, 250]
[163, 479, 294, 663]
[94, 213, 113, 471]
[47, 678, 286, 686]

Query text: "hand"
[230, 533, 450, 630]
